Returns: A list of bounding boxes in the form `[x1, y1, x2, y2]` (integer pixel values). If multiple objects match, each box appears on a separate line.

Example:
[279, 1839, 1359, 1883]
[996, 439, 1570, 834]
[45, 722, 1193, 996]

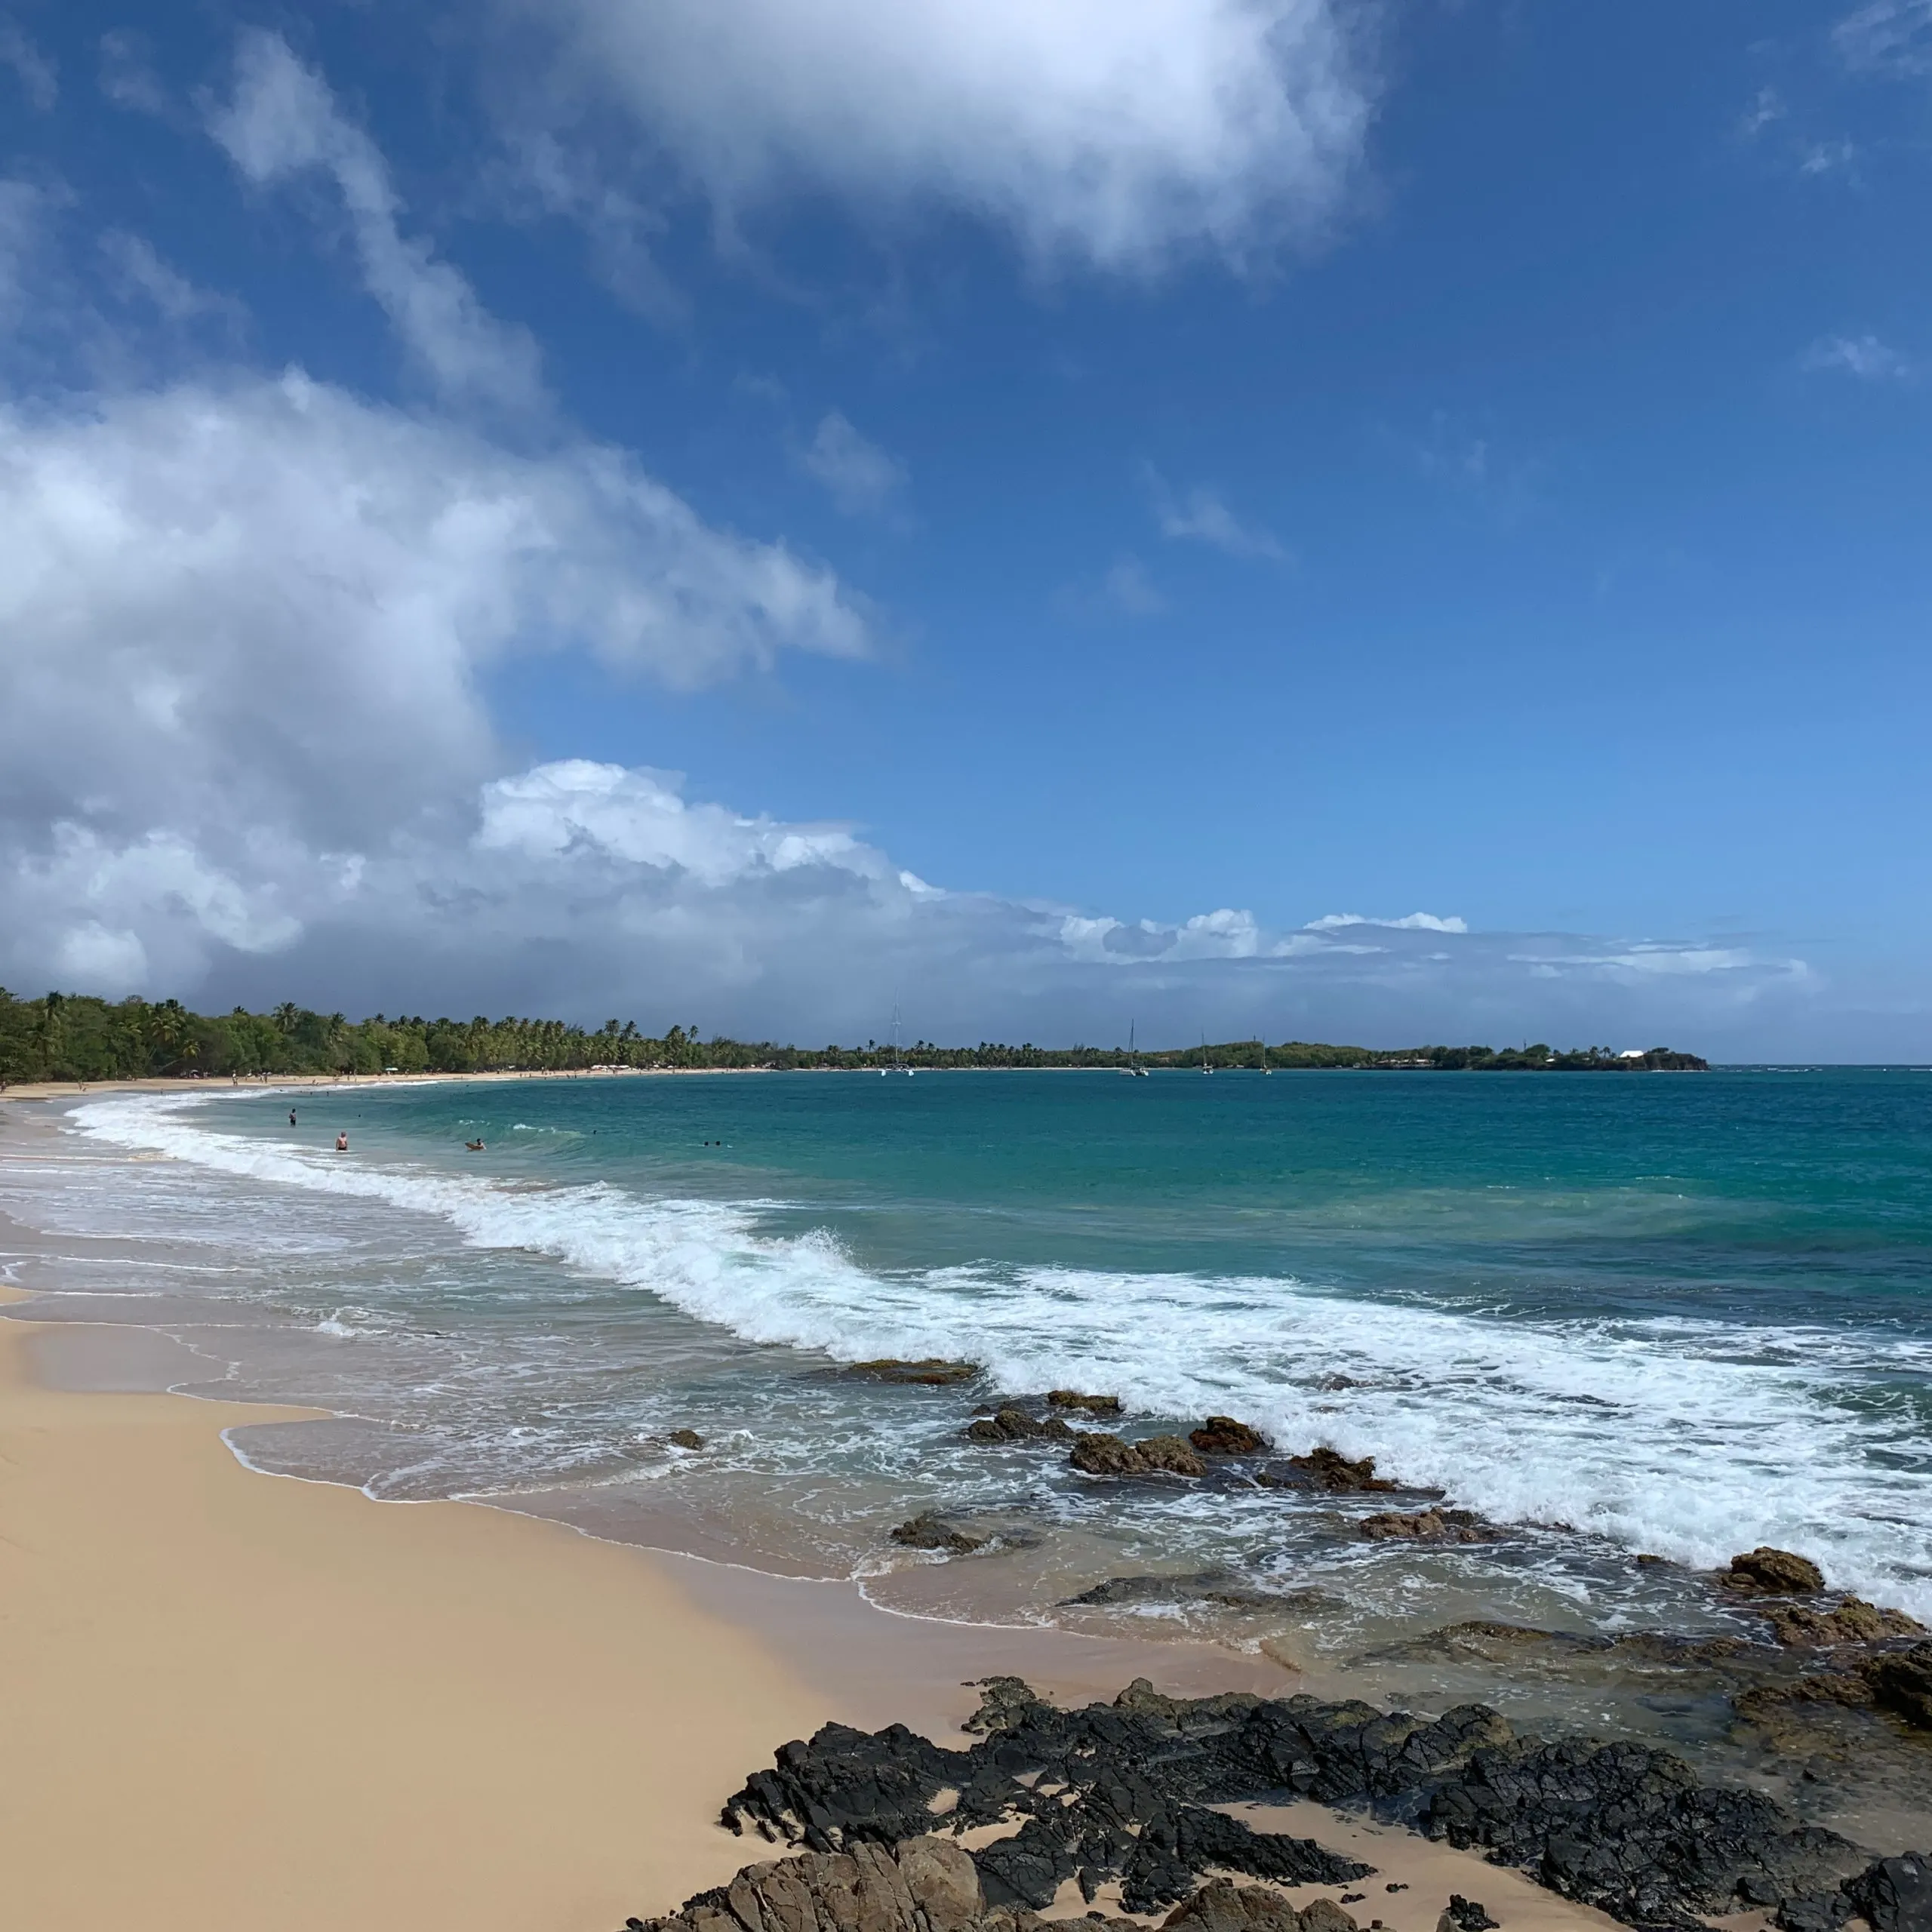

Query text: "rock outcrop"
[1721, 1548, 1826, 1596]
[627, 1848, 1364, 1932]
[1046, 1391, 1121, 1417]
[1359, 1509, 1491, 1544]
[1069, 1432, 1206, 1479]
[1764, 1598, 1924, 1648]
[1189, 1417, 1269, 1456]
[965, 1407, 1075, 1445]
[718, 1675, 1875, 1931]
[1260, 1447, 1396, 1494]
[891, 1514, 992, 1555]
[668, 1429, 705, 1451]
[846, 1360, 981, 1386]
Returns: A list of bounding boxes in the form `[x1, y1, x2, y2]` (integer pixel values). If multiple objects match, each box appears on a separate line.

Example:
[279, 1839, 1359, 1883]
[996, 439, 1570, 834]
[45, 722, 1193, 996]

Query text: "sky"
[2, 1, 1929, 1057]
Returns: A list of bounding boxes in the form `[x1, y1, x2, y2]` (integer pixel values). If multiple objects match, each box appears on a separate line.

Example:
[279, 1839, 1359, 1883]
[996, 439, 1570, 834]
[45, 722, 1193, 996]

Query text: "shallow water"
[5, 1068, 1930, 1818]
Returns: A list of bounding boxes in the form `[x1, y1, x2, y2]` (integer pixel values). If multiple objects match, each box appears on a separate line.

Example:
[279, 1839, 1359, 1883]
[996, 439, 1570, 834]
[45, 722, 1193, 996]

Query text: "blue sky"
[2, 1, 1928, 1055]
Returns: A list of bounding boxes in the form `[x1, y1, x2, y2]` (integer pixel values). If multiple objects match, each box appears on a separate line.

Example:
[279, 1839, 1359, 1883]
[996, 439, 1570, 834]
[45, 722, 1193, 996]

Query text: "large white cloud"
[498, 0, 1374, 272]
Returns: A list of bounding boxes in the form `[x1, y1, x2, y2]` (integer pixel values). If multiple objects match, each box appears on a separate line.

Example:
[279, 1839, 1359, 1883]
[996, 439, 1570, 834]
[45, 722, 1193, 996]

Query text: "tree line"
[0, 988, 1708, 1084]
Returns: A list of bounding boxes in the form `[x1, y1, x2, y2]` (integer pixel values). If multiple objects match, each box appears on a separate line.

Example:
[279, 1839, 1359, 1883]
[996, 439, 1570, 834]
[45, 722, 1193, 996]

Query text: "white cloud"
[1144, 464, 1286, 560]
[798, 411, 906, 515]
[1738, 87, 1784, 137]
[1835, 0, 1932, 75]
[99, 232, 245, 331]
[1803, 332, 1912, 379]
[98, 32, 167, 116]
[500, 0, 1373, 273]
[1798, 138, 1857, 176]
[1103, 556, 1168, 617]
[209, 31, 547, 417]
[0, 20, 55, 110]
[1306, 911, 1469, 934]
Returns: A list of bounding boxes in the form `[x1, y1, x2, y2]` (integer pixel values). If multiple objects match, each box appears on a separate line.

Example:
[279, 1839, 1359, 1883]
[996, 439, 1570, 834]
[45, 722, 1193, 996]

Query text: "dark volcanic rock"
[966, 1406, 1075, 1445]
[1847, 1853, 1932, 1932]
[1721, 1548, 1826, 1596]
[1359, 1509, 1491, 1544]
[1047, 1390, 1122, 1417]
[1436, 1898, 1498, 1932]
[1189, 1416, 1270, 1456]
[718, 1676, 1880, 1932]
[666, 1429, 705, 1450]
[891, 1512, 992, 1555]
[1069, 1432, 1207, 1478]
[1777, 1854, 1932, 1932]
[847, 1358, 981, 1386]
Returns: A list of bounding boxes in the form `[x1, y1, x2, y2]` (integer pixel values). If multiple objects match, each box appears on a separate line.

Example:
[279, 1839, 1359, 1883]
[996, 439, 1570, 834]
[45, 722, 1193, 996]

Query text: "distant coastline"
[0, 987, 1708, 1086]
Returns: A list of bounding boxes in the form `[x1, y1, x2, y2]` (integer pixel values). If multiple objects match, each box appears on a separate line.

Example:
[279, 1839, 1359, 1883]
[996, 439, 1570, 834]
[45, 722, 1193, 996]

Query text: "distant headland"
[0, 989, 1707, 1084]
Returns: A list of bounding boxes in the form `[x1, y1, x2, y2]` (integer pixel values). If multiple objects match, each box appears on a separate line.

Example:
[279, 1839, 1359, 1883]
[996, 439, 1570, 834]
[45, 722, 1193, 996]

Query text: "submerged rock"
[1721, 1548, 1826, 1596]
[1189, 1417, 1270, 1456]
[1047, 1390, 1121, 1417]
[965, 1407, 1074, 1444]
[1359, 1508, 1491, 1543]
[891, 1512, 992, 1555]
[666, 1428, 705, 1451]
[1069, 1431, 1206, 1478]
[846, 1358, 981, 1386]
[1060, 1568, 1280, 1611]
[1268, 1447, 1398, 1494]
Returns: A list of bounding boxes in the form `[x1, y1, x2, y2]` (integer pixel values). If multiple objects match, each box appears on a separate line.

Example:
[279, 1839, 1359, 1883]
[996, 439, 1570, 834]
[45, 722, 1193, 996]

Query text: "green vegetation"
[0, 987, 1708, 1085]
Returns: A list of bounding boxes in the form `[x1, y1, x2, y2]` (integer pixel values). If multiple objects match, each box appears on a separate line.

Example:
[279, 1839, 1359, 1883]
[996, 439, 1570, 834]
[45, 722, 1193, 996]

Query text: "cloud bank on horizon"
[0, 8, 1918, 1056]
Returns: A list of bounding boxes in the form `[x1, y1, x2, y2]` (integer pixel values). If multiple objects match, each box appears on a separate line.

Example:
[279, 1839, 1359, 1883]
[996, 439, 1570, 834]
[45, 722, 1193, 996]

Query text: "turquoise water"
[49, 1068, 1932, 1645]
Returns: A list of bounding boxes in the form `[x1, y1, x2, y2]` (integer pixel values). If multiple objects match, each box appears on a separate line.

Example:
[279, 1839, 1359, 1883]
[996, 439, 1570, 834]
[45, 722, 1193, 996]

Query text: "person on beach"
[335, 1131, 348, 1151]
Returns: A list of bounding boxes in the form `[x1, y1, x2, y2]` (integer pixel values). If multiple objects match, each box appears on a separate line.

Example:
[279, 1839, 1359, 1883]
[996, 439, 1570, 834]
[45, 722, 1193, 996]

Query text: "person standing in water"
[289, 1110, 297, 1126]
[335, 1131, 348, 1152]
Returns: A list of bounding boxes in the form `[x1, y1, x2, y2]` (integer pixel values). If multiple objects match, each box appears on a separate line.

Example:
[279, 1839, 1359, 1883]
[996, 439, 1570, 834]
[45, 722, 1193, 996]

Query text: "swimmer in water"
[289, 1110, 297, 1126]
[335, 1131, 348, 1152]
[466, 1138, 485, 1152]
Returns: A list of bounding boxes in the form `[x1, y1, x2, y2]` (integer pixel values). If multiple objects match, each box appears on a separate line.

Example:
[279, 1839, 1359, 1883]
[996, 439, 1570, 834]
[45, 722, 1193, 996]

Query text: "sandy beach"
[0, 1298, 838, 1932]
[0, 1281, 1640, 1932]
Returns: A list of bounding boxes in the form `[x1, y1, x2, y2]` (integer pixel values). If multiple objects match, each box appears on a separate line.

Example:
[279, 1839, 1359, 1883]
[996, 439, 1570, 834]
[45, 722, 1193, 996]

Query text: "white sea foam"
[68, 1092, 1932, 1618]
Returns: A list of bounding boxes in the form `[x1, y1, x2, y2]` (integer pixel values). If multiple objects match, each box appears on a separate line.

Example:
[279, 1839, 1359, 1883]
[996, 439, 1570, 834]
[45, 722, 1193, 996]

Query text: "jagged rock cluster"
[625, 1840, 1361, 1932]
[716, 1677, 1928, 1932]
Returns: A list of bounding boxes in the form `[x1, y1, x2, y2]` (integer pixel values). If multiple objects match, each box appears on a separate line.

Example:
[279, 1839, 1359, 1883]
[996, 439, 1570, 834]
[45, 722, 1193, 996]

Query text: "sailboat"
[1259, 1033, 1271, 1074]
[881, 1002, 915, 1075]
[1119, 1020, 1149, 1075]
[1201, 1032, 1213, 1075]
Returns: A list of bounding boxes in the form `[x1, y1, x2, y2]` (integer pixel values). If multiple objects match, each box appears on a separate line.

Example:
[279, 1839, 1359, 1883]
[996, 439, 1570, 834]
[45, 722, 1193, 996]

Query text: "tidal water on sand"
[5, 1068, 1930, 1814]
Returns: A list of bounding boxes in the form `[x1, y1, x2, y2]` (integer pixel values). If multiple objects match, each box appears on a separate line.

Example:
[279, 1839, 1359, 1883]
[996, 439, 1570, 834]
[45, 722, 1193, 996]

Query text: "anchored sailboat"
[1119, 1020, 1149, 1075]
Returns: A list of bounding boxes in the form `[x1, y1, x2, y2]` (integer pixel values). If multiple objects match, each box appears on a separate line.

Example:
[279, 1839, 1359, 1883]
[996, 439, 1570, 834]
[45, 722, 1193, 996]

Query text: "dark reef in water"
[706, 1677, 1928, 1932]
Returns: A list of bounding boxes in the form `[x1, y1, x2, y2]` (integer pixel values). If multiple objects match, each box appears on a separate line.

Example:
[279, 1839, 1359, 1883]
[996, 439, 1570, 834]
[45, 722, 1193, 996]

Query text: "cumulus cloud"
[210, 31, 547, 416]
[1306, 911, 1470, 934]
[798, 411, 906, 515]
[499, 0, 1373, 272]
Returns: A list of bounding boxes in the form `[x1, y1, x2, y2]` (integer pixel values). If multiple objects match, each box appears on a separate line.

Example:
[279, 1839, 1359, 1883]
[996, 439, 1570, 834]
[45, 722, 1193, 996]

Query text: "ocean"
[6, 1066, 1930, 1778]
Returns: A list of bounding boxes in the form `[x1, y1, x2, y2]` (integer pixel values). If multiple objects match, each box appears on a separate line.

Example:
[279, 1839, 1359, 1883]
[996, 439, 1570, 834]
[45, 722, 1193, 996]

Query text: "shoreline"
[0, 1294, 1694, 1932]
